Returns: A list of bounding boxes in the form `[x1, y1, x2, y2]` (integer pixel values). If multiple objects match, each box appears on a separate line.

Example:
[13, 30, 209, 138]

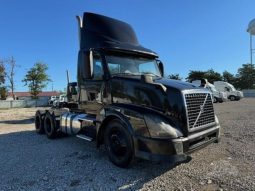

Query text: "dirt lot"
[0, 98, 255, 191]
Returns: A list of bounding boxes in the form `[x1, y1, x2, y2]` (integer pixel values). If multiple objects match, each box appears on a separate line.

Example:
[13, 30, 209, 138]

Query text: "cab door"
[83, 53, 105, 114]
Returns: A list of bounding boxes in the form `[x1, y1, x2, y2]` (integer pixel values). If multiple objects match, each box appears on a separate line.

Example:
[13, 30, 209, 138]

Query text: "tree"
[222, 70, 236, 84]
[186, 69, 222, 83]
[0, 60, 5, 85]
[22, 62, 51, 99]
[0, 86, 7, 100]
[204, 69, 222, 83]
[235, 63, 255, 89]
[168, 73, 182, 80]
[5, 57, 18, 99]
[186, 70, 206, 82]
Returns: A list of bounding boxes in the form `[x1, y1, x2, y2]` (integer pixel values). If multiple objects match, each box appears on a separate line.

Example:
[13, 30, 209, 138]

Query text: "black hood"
[112, 76, 202, 91]
[155, 78, 199, 91]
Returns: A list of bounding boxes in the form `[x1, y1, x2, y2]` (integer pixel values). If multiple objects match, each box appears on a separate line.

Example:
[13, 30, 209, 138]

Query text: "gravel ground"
[0, 98, 254, 191]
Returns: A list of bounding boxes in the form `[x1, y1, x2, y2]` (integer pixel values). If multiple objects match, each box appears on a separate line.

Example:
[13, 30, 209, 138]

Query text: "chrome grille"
[185, 93, 215, 129]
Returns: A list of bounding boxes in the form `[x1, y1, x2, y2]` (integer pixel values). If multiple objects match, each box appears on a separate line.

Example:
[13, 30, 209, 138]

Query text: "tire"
[104, 119, 135, 168]
[35, 111, 45, 134]
[229, 96, 236, 101]
[213, 97, 218, 103]
[44, 112, 57, 139]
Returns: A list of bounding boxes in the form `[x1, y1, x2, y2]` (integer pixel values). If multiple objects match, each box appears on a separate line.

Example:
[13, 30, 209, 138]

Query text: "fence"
[242, 89, 255, 97]
[0, 99, 48, 109]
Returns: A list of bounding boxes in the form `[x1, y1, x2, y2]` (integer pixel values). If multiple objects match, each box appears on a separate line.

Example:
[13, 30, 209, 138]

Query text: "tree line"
[168, 63, 255, 89]
[0, 57, 50, 100]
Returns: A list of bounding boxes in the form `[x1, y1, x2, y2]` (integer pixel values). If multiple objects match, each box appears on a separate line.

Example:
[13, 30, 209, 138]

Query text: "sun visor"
[80, 12, 157, 57]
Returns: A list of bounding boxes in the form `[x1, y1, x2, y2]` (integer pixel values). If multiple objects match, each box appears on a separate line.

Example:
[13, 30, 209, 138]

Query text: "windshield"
[106, 55, 161, 77]
[208, 85, 217, 92]
[229, 84, 236, 91]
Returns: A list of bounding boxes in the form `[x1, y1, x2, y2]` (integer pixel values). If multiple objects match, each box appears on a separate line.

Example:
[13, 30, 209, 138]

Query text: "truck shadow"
[0, 130, 192, 191]
[0, 118, 34, 124]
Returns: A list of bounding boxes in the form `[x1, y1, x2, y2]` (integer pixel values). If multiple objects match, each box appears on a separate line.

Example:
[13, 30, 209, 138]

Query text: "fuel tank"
[60, 113, 95, 135]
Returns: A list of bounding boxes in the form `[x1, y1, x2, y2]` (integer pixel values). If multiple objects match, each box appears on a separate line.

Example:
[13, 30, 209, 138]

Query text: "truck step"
[76, 134, 93, 142]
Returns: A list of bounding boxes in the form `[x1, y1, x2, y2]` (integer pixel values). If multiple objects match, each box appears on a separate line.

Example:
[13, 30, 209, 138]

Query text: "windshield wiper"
[112, 72, 161, 78]
[111, 72, 140, 77]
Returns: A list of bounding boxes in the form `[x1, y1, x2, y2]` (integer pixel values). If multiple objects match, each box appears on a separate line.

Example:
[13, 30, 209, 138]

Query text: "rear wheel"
[35, 111, 45, 134]
[104, 119, 134, 168]
[229, 95, 236, 101]
[44, 112, 57, 139]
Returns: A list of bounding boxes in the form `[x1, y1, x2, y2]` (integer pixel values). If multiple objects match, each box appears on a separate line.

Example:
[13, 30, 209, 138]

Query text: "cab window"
[93, 57, 103, 80]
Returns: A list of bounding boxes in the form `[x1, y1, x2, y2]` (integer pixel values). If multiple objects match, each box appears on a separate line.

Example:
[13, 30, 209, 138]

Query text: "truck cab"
[207, 83, 228, 103]
[191, 80, 227, 103]
[35, 12, 220, 167]
[214, 81, 244, 101]
[48, 96, 59, 105]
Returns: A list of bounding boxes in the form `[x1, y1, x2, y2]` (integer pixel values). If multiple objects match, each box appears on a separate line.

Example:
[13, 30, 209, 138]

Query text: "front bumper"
[236, 95, 243, 100]
[217, 97, 224, 102]
[134, 125, 220, 161]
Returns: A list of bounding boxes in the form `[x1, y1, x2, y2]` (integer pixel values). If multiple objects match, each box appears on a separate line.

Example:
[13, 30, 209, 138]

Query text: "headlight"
[144, 114, 183, 138]
[237, 91, 243, 97]
[215, 115, 221, 137]
[215, 115, 220, 125]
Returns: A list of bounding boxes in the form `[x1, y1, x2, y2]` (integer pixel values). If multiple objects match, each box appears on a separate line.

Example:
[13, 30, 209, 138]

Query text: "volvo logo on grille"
[200, 105, 204, 113]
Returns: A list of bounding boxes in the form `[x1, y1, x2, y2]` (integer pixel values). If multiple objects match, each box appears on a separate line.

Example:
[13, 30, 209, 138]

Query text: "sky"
[0, 0, 254, 92]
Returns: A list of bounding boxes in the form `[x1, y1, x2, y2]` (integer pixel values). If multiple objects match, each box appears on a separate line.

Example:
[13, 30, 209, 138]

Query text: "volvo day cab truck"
[35, 13, 220, 167]
[214, 81, 244, 101]
[191, 80, 228, 103]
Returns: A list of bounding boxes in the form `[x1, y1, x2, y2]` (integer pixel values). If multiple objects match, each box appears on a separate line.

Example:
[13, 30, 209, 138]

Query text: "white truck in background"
[53, 94, 67, 107]
[213, 81, 244, 101]
[48, 96, 59, 105]
[207, 82, 228, 103]
[192, 80, 228, 103]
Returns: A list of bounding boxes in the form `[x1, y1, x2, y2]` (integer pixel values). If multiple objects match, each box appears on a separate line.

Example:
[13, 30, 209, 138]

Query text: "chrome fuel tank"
[60, 112, 95, 135]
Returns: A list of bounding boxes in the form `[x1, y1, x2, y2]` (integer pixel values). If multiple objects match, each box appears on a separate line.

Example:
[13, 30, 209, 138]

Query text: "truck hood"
[110, 76, 213, 136]
[154, 78, 201, 91]
[112, 76, 205, 92]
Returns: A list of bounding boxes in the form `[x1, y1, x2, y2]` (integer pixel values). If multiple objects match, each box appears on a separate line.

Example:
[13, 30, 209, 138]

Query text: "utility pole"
[250, 34, 253, 64]
[247, 19, 255, 64]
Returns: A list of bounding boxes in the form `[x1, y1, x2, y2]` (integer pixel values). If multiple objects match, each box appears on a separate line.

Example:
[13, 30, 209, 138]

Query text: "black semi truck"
[35, 12, 220, 167]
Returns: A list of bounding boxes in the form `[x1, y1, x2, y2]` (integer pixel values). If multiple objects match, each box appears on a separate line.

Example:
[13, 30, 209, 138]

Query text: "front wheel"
[104, 119, 134, 168]
[229, 95, 236, 101]
[213, 97, 218, 103]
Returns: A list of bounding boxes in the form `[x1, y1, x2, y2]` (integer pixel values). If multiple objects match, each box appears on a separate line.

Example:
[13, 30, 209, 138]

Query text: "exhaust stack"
[76, 15, 83, 48]
[66, 70, 70, 84]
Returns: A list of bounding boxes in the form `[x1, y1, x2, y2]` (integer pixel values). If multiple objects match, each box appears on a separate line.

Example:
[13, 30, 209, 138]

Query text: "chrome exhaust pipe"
[76, 15, 83, 48]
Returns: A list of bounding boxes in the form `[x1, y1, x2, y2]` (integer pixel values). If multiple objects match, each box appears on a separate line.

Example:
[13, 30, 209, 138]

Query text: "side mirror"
[157, 60, 164, 77]
[71, 86, 77, 95]
[67, 82, 78, 102]
[77, 50, 94, 80]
